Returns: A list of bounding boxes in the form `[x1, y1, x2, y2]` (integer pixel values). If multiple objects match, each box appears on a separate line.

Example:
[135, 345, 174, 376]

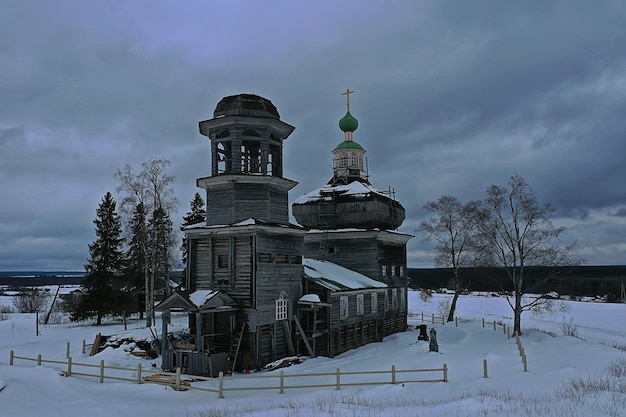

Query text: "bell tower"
[197, 94, 297, 225]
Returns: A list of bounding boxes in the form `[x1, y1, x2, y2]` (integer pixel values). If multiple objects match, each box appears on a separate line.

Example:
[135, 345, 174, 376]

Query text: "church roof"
[334, 140, 364, 150]
[213, 93, 280, 119]
[303, 258, 386, 291]
[293, 181, 392, 204]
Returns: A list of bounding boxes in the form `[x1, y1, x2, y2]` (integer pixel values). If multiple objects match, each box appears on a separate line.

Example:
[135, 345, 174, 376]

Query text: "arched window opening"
[275, 292, 288, 321]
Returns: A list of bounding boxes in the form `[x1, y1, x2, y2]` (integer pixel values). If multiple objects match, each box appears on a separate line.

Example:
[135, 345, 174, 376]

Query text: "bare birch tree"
[418, 196, 479, 322]
[114, 158, 178, 327]
[475, 175, 580, 335]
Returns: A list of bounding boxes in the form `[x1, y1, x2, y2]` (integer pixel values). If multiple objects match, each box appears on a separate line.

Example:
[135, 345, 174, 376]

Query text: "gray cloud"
[1, 1, 626, 270]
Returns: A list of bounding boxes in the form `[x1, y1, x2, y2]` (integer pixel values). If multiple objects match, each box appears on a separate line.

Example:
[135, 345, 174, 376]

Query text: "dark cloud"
[1, 1, 626, 270]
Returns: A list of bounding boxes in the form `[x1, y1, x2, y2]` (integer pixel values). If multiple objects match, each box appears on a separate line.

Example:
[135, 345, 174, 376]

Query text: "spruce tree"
[72, 192, 127, 325]
[125, 202, 147, 316]
[180, 193, 206, 280]
[146, 206, 173, 323]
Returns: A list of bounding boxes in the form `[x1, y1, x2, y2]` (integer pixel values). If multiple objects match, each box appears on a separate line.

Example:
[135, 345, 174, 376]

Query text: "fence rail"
[9, 350, 447, 397]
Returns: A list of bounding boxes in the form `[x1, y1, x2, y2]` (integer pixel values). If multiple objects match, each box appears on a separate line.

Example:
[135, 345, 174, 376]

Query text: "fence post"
[421, 312, 423, 322]
[67, 356, 72, 376]
[455, 317, 458, 327]
[100, 360, 105, 383]
[431, 313, 435, 324]
[218, 371, 224, 398]
[336, 368, 341, 390]
[10, 350, 14, 365]
[37, 354, 42, 366]
[175, 367, 181, 391]
[279, 370, 285, 394]
[391, 365, 396, 384]
[67, 341, 71, 358]
[522, 354, 528, 372]
[137, 363, 142, 384]
[507, 327, 510, 339]
[493, 320, 496, 331]
[482, 318, 485, 328]
[502, 323, 506, 335]
[519, 347, 525, 357]
[443, 363, 448, 382]
[483, 359, 488, 378]
[82, 340, 86, 355]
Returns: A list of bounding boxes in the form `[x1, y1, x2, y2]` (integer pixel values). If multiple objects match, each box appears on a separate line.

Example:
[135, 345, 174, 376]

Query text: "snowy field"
[1, 290, 625, 417]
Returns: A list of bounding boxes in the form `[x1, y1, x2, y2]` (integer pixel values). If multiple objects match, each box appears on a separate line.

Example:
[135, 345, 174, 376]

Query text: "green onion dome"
[338, 111, 359, 132]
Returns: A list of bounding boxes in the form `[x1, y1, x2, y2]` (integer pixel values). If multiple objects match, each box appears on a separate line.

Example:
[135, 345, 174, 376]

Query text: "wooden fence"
[9, 350, 447, 397]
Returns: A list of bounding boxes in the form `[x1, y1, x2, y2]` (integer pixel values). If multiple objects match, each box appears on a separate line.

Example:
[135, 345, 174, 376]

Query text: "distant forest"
[2, 266, 625, 300]
[408, 265, 626, 300]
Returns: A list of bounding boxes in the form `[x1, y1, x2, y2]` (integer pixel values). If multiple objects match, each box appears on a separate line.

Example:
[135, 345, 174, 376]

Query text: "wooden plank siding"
[203, 180, 293, 226]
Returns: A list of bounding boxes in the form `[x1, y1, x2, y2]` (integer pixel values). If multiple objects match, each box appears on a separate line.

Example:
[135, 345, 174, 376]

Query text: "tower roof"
[334, 140, 364, 150]
[213, 93, 280, 119]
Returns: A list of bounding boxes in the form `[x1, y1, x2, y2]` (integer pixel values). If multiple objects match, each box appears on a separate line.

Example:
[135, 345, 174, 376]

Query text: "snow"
[293, 181, 393, 204]
[1, 291, 626, 417]
[303, 258, 387, 290]
[188, 290, 218, 308]
[299, 293, 321, 303]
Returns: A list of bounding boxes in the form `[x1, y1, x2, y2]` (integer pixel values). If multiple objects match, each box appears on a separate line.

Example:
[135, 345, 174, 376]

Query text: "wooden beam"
[292, 315, 315, 357]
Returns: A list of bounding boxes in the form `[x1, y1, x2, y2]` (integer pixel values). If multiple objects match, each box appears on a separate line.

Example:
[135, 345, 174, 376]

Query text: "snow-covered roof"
[303, 258, 387, 291]
[189, 290, 219, 308]
[299, 293, 322, 303]
[183, 217, 304, 231]
[294, 181, 392, 204]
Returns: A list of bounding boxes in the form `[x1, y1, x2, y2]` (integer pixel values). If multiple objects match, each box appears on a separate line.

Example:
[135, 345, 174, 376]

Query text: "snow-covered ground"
[1, 290, 625, 417]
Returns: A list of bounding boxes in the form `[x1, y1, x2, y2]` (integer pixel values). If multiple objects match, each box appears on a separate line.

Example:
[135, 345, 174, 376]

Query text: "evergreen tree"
[180, 193, 206, 280]
[146, 206, 173, 323]
[72, 192, 127, 325]
[125, 202, 147, 316]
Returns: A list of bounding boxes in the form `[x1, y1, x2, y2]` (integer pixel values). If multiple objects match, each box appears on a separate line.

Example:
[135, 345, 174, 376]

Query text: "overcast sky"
[2, 1, 626, 271]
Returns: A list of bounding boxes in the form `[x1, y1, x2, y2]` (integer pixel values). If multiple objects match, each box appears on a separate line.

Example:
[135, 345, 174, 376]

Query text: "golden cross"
[342, 89, 355, 111]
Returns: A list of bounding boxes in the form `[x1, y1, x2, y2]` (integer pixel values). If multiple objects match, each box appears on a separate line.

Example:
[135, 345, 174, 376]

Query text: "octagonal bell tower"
[197, 94, 297, 225]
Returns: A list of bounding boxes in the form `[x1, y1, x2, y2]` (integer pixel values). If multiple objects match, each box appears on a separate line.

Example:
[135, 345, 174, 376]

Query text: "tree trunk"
[513, 290, 523, 335]
[447, 291, 459, 322]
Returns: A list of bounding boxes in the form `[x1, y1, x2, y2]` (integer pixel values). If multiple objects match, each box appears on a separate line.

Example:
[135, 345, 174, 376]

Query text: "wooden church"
[155, 92, 411, 376]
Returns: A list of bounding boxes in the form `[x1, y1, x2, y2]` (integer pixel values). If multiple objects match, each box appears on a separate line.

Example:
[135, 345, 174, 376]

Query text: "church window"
[391, 265, 396, 277]
[371, 292, 378, 313]
[356, 294, 364, 316]
[381, 265, 387, 277]
[340, 296, 349, 319]
[349, 152, 357, 167]
[276, 293, 288, 321]
[399, 266, 405, 277]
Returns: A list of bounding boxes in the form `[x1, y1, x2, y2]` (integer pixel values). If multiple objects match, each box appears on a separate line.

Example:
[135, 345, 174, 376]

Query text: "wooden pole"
[67, 357, 72, 376]
[218, 371, 224, 398]
[175, 367, 181, 391]
[137, 363, 142, 384]
[443, 363, 448, 382]
[483, 359, 488, 378]
[336, 368, 341, 390]
[37, 354, 42, 366]
[279, 370, 285, 394]
[66, 341, 70, 358]
[100, 360, 105, 383]
[10, 350, 14, 365]
[391, 365, 396, 384]
[522, 354, 528, 372]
